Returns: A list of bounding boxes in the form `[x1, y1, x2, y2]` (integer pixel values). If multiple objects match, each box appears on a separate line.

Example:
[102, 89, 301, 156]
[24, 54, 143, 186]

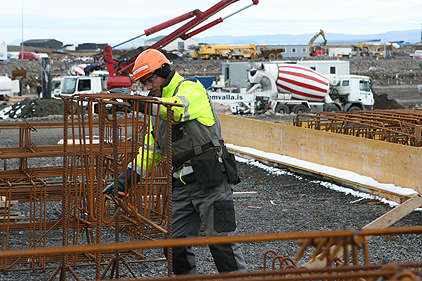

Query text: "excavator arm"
[309, 29, 327, 56]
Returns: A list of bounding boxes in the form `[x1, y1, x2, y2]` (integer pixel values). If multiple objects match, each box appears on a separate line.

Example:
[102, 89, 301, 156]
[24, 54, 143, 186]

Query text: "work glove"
[103, 182, 115, 196]
[103, 168, 140, 199]
[102, 182, 128, 199]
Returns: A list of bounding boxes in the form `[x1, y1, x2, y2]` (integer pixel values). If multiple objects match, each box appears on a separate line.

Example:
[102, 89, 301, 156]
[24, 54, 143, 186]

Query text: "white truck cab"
[61, 76, 105, 96]
[51, 77, 64, 98]
[332, 75, 374, 111]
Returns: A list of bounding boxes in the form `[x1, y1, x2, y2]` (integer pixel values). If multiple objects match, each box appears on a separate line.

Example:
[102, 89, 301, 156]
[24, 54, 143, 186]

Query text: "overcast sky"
[2, 0, 422, 47]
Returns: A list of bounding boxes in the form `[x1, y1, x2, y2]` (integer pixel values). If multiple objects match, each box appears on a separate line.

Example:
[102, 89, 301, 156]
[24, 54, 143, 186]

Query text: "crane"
[309, 29, 327, 56]
[101, 0, 259, 89]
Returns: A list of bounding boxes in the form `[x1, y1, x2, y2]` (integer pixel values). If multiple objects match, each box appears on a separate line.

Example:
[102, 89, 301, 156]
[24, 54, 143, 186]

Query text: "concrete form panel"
[218, 114, 282, 155]
[218, 114, 421, 192]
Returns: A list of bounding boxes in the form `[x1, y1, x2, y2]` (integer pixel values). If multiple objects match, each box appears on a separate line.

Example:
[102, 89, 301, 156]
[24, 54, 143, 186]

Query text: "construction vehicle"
[245, 62, 374, 114]
[100, 0, 259, 89]
[51, 77, 63, 97]
[374, 43, 395, 57]
[190, 44, 260, 60]
[60, 76, 106, 97]
[351, 44, 371, 56]
[257, 45, 285, 60]
[190, 44, 285, 60]
[309, 29, 327, 56]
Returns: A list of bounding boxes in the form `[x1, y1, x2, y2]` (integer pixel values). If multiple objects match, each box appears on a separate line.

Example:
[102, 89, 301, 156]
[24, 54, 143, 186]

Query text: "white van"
[410, 50, 422, 57]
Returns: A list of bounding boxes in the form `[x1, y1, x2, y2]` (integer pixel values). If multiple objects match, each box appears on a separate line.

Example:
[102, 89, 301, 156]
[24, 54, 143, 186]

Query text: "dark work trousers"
[170, 173, 247, 275]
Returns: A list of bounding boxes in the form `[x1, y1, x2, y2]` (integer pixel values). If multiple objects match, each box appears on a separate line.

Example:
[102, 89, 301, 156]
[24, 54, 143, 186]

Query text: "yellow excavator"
[190, 44, 260, 60]
[374, 43, 395, 57]
[351, 43, 370, 56]
[309, 29, 327, 56]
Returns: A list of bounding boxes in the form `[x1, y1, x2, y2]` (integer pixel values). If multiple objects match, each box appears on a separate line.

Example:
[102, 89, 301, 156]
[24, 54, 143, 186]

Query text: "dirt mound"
[373, 91, 405, 110]
[0, 99, 65, 120]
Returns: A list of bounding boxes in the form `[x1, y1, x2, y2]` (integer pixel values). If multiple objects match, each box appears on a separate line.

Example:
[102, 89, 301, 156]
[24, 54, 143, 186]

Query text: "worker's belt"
[172, 139, 223, 172]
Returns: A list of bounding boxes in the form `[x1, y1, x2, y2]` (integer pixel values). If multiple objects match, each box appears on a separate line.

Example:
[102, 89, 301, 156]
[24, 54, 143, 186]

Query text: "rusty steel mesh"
[294, 109, 422, 147]
[1, 99, 422, 280]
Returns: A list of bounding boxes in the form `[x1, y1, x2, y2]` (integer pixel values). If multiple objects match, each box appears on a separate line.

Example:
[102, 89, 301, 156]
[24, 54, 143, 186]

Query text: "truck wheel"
[325, 105, 338, 112]
[268, 53, 276, 60]
[348, 106, 361, 112]
[275, 104, 289, 114]
[276, 53, 283, 60]
[292, 104, 306, 114]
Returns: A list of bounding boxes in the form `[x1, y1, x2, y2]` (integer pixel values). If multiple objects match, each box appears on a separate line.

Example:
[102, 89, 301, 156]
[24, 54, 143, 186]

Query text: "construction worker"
[103, 49, 246, 275]
[36, 83, 42, 99]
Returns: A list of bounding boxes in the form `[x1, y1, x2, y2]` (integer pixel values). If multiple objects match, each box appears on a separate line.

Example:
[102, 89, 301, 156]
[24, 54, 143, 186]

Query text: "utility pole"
[21, 0, 24, 58]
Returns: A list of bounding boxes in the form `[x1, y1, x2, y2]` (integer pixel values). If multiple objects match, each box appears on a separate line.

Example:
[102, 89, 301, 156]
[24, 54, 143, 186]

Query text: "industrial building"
[76, 43, 108, 51]
[22, 39, 63, 50]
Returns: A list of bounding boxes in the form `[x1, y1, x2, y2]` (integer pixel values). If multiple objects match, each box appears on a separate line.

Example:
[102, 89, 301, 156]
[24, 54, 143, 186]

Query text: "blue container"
[187, 76, 216, 90]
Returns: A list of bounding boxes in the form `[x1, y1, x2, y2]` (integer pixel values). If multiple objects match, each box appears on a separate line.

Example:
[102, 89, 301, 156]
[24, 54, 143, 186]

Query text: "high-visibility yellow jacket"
[130, 71, 224, 180]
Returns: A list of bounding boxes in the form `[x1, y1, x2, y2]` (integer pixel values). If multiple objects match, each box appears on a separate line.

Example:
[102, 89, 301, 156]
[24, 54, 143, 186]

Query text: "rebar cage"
[0, 92, 180, 279]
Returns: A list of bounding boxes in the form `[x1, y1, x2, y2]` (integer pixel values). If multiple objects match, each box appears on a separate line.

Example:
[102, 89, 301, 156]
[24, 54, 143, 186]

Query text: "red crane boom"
[104, 0, 258, 89]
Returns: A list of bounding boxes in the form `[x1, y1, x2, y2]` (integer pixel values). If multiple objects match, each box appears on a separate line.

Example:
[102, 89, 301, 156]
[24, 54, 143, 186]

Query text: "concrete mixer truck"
[246, 62, 374, 114]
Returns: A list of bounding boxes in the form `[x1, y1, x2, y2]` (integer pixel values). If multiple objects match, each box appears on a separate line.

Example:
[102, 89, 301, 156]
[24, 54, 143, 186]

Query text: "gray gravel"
[1, 149, 421, 280]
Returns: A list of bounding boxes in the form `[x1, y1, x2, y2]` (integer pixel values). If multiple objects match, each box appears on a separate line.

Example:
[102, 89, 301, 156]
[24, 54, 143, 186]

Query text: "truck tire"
[325, 105, 338, 112]
[348, 106, 361, 112]
[276, 53, 283, 60]
[275, 104, 289, 115]
[268, 53, 276, 60]
[292, 104, 306, 114]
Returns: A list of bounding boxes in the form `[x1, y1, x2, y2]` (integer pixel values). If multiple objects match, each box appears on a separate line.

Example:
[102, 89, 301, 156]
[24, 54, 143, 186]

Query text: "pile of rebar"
[294, 109, 422, 147]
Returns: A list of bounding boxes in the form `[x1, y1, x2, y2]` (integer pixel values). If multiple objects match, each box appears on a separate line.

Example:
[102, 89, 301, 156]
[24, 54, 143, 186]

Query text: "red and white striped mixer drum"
[70, 64, 89, 76]
[276, 64, 329, 102]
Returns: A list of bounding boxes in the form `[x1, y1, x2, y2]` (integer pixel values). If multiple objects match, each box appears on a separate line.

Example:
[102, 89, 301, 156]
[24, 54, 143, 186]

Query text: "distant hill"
[119, 29, 421, 48]
[11, 29, 420, 49]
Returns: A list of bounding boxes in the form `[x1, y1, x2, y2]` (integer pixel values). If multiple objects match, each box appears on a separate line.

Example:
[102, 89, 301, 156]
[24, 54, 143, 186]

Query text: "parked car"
[18, 52, 40, 61]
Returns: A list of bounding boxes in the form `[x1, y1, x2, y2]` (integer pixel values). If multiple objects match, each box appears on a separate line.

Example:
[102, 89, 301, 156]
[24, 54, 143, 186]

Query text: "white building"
[144, 36, 198, 51]
[297, 60, 350, 76]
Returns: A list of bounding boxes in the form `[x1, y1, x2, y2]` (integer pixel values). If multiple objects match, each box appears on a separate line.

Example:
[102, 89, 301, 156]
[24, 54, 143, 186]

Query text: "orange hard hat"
[132, 49, 170, 82]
